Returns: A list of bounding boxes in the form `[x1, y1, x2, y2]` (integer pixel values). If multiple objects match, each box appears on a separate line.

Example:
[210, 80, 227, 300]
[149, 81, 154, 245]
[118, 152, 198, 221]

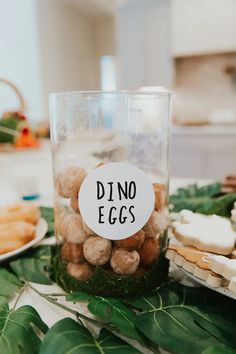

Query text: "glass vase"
[50, 90, 171, 297]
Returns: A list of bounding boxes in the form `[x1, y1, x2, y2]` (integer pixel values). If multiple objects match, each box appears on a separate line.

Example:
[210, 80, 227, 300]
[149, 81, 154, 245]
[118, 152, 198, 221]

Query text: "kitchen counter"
[171, 124, 236, 179]
[172, 124, 236, 136]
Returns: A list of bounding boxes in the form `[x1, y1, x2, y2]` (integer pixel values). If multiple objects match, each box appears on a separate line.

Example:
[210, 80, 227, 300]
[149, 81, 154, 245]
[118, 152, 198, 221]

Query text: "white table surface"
[0, 141, 209, 353]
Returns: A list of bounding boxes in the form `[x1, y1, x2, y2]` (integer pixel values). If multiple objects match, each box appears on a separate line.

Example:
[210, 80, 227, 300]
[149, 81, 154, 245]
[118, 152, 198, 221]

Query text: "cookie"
[208, 255, 230, 274]
[222, 278, 230, 288]
[222, 176, 236, 194]
[183, 259, 195, 273]
[172, 210, 236, 255]
[222, 259, 236, 280]
[206, 272, 222, 287]
[208, 256, 236, 285]
[167, 243, 221, 286]
[174, 254, 184, 267]
[231, 202, 236, 223]
[230, 250, 236, 259]
[193, 266, 210, 281]
[223, 176, 236, 188]
[221, 187, 236, 194]
[173, 245, 210, 266]
[166, 249, 176, 261]
[228, 277, 236, 293]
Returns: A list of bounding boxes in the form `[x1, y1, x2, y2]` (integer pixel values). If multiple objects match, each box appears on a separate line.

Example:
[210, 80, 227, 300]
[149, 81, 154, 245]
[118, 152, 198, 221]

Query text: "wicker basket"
[0, 79, 33, 149]
[0, 78, 27, 114]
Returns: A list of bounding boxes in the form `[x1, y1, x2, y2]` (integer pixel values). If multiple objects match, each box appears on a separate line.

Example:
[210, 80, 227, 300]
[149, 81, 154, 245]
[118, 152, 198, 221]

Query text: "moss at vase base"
[52, 246, 169, 298]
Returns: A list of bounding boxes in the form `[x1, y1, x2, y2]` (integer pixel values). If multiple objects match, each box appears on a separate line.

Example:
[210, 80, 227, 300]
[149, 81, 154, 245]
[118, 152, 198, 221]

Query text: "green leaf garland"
[39, 318, 141, 354]
[87, 296, 145, 342]
[130, 285, 236, 354]
[170, 183, 227, 214]
[10, 246, 52, 284]
[0, 302, 48, 354]
[0, 269, 21, 300]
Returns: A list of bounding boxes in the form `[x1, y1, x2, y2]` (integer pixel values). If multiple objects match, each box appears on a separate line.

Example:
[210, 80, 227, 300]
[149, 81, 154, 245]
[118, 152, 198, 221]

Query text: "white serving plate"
[0, 218, 48, 262]
[178, 265, 236, 300]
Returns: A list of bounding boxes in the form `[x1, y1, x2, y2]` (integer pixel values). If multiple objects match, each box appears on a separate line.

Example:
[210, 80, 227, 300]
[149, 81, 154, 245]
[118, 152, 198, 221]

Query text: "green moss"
[53, 233, 169, 298]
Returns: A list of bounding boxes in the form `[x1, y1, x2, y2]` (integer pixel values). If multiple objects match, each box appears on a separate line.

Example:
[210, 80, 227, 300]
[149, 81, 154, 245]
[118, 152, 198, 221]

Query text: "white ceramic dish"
[0, 218, 48, 262]
[179, 265, 236, 300]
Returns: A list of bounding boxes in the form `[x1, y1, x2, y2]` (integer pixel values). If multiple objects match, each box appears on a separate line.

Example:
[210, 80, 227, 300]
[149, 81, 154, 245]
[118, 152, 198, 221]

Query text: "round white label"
[79, 162, 154, 240]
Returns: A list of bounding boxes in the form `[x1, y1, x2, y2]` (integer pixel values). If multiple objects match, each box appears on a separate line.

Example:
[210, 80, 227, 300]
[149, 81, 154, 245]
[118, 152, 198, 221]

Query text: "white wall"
[92, 15, 116, 87]
[37, 0, 100, 118]
[0, 0, 44, 121]
[116, 0, 172, 89]
[171, 0, 236, 57]
[0, 0, 106, 121]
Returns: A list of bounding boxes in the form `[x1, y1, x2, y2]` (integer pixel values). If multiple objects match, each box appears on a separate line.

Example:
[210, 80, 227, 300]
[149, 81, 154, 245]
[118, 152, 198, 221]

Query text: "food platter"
[178, 264, 236, 300]
[0, 218, 48, 262]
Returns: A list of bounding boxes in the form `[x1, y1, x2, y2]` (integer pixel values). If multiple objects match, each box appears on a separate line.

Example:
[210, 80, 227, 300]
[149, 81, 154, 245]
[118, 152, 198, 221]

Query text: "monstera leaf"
[0, 301, 48, 354]
[197, 193, 236, 217]
[129, 285, 236, 354]
[87, 296, 144, 342]
[170, 183, 221, 212]
[39, 318, 141, 354]
[66, 291, 92, 302]
[170, 183, 236, 217]
[10, 246, 52, 284]
[0, 269, 21, 300]
[202, 347, 236, 354]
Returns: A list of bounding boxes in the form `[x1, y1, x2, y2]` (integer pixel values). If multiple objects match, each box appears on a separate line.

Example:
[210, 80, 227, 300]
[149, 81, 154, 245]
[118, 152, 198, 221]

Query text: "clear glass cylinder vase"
[50, 90, 171, 297]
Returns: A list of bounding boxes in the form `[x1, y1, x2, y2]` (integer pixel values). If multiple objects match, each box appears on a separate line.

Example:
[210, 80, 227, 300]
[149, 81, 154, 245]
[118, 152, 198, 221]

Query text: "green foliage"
[170, 183, 221, 212]
[197, 193, 236, 216]
[129, 285, 236, 354]
[202, 347, 236, 354]
[87, 296, 144, 342]
[39, 318, 141, 354]
[66, 291, 93, 302]
[40, 207, 54, 237]
[1, 260, 236, 354]
[10, 246, 52, 284]
[0, 301, 48, 354]
[1, 197, 236, 354]
[0, 268, 21, 300]
[170, 183, 236, 217]
[66, 284, 236, 353]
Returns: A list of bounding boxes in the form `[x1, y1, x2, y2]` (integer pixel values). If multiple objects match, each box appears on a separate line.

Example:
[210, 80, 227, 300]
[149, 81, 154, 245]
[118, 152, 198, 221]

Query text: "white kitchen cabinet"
[171, 0, 236, 57]
[171, 126, 236, 179]
[116, 0, 172, 89]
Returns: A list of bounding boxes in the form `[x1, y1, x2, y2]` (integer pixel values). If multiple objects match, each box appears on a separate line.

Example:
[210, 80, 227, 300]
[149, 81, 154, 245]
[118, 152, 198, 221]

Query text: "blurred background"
[0, 0, 236, 203]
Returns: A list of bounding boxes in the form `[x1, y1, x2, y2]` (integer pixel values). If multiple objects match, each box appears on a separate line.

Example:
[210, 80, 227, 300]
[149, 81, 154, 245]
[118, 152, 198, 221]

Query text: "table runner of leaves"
[0, 193, 236, 354]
